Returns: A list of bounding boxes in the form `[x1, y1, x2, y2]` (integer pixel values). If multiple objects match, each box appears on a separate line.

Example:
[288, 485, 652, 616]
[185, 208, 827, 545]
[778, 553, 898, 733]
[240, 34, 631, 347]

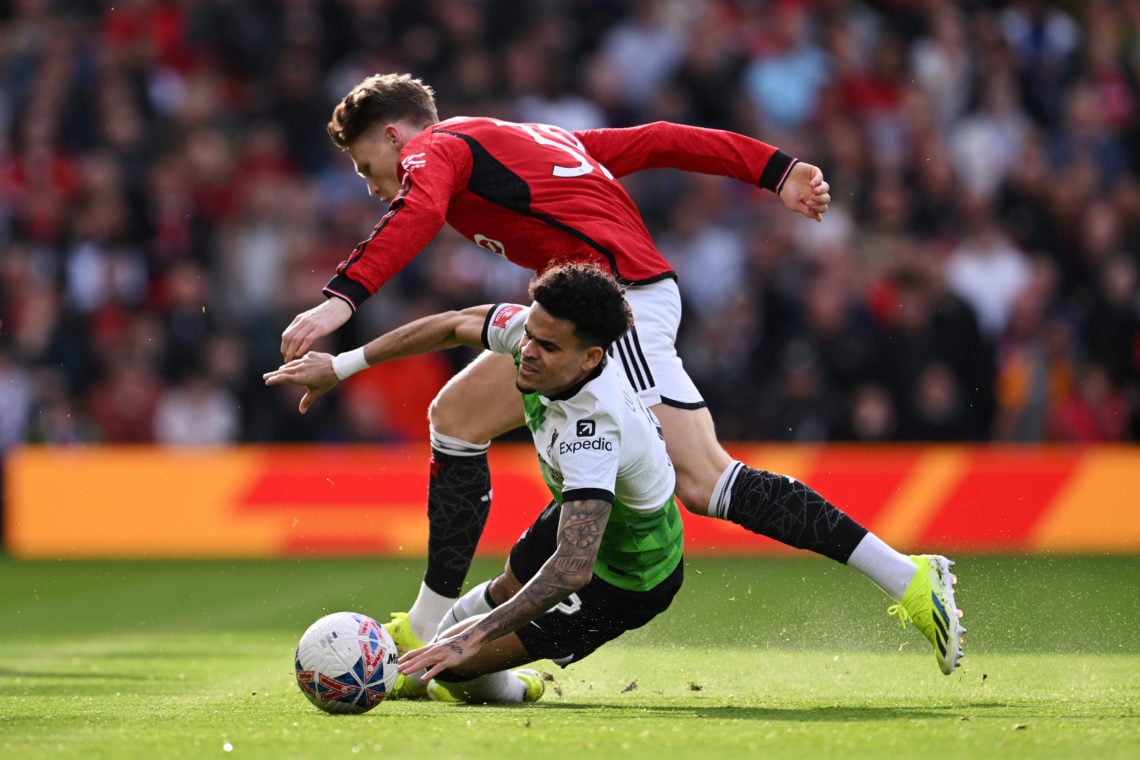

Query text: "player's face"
[347, 126, 403, 203]
[516, 304, 603, 397]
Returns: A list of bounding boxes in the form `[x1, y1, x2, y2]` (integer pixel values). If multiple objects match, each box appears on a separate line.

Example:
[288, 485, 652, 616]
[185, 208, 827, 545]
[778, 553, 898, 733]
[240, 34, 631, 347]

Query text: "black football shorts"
[507, 500, 683, 666]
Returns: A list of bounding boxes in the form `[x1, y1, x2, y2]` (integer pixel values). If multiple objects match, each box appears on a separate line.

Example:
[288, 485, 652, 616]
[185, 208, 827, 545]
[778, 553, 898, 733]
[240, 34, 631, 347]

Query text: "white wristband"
[331, 347, 369, 380]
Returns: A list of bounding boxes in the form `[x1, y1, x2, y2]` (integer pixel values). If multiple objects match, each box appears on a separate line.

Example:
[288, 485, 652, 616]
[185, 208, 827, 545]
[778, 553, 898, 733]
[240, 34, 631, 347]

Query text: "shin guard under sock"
[724, 465, 868, 563]
[424, 446, 492, 598]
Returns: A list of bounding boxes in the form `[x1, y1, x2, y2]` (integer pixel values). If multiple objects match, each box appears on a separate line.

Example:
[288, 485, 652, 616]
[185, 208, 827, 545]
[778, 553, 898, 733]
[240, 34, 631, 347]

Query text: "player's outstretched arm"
[398, 497, 611, 681]
[778, 161, 831, 222]
[264, 304, 492, 413]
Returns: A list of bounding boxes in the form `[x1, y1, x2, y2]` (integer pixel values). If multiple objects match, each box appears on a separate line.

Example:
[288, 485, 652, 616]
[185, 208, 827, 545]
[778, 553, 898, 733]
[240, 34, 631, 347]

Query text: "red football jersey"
[324, 118, 796, 309]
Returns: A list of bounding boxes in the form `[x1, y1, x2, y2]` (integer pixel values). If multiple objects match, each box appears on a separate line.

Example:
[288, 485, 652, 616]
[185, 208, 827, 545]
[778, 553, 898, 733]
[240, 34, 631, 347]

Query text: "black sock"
[423, 449, 492, 597]
[725, 466, 868, 563]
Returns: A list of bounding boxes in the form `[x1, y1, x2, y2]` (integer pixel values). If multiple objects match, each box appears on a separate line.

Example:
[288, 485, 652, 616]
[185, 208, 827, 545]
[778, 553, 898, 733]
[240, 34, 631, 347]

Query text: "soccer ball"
[294, 611, 399, 714]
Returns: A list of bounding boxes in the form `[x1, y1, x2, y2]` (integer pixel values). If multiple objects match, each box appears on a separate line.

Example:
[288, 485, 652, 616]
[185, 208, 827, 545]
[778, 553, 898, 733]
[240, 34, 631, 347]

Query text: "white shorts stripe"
[610, 279, 705, 408]
[610, 332, 653, 392]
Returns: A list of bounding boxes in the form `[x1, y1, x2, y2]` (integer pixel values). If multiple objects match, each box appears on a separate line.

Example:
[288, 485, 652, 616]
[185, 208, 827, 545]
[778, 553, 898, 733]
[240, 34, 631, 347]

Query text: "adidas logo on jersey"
[401, 152, 427, 172]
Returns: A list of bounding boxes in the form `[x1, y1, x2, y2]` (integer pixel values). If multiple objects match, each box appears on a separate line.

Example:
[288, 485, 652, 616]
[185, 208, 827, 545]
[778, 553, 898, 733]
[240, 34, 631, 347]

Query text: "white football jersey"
[482, 303, 675, 512]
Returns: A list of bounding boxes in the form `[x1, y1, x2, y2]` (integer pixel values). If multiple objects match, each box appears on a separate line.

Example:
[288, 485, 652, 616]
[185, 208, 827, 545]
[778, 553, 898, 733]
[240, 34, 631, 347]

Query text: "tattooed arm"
[397, 498, 611, 681]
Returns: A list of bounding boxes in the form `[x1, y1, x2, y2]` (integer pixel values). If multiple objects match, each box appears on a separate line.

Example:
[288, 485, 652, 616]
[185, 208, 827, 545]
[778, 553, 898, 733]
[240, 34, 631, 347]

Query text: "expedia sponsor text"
[559, 438, 613, 455]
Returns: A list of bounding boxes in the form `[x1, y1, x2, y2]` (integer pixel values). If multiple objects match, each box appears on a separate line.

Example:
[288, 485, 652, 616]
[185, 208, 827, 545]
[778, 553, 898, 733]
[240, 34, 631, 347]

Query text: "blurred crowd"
[1, 0, 1138, 464]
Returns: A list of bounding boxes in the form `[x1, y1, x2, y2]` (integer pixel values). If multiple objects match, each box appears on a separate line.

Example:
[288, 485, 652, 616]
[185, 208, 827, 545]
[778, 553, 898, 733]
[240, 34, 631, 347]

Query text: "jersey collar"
[542, 357, 607, 402]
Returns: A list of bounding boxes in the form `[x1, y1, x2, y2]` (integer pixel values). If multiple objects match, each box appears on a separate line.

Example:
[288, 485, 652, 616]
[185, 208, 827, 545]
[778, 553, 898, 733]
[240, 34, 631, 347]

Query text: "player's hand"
[398, 632, 484, 683]
[262, 351, 338, 414]
[280, 297, 353, 362]
[778, 162, 830, 222]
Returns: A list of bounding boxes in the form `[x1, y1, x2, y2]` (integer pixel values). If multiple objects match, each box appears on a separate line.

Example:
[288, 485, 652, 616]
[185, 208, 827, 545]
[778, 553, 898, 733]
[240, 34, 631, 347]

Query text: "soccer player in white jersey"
[266, 264, 684, 703]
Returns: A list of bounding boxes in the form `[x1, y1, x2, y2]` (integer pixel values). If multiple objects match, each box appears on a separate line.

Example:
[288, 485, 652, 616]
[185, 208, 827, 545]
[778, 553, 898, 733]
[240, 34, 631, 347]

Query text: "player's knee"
[428, 389, 464, 435]
[489, 565, 522, 605]
[672, 474, 713, 517]
[666, 440, 730, 516]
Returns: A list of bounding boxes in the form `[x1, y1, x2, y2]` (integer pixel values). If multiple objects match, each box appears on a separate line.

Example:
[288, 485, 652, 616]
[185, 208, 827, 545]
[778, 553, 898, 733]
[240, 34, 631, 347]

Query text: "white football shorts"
[611, 277, 706, 410]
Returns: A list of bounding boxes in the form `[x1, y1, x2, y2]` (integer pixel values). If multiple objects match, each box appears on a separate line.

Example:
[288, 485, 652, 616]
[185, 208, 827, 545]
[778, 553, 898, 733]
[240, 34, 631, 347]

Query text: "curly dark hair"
[530, 263, 632, 350]
[327, 73, 439, 148]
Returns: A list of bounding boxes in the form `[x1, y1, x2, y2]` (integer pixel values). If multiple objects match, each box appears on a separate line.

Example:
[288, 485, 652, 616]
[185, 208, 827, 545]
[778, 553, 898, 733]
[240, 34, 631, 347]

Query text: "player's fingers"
[263, 366, 293, 383]
[286, 337, 315, 363]
[299, 391, 314, 415]
[398, 648, 425, 673]
[400, 647, 452, 679]
[281, 320, 315, 361]
[298, 335, 317, 360]
[283, 338, 305, 363]
[265, 361, 303, 382]
[399, 656, 427, 676]
[280, 322, 300, 361]
[420, 661, 451, 682]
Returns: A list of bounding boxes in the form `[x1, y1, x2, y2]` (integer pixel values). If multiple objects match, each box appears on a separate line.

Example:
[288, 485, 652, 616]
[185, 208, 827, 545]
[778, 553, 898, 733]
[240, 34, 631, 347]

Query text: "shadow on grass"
[527, 702, 974, 721]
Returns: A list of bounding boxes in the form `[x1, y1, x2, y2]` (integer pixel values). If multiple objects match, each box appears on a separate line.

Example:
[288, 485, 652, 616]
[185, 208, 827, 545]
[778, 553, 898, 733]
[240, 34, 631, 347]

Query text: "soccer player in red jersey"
[276, 74, 963, 683]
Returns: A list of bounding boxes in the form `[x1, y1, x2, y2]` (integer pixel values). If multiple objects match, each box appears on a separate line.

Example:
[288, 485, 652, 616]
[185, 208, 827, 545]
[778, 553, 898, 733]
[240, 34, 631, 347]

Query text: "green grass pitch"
[1, 554, 1137, 759]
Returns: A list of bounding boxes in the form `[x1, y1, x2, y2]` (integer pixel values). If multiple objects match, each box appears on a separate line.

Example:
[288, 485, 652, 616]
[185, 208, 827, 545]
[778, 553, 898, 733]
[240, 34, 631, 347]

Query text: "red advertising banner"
[5, 444, 1139, 558]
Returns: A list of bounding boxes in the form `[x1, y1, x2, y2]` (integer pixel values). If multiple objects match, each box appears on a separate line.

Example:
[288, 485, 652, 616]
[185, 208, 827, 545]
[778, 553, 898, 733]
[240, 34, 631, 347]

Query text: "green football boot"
[887, 555, 965, 675]
[383, 612, 428, 699]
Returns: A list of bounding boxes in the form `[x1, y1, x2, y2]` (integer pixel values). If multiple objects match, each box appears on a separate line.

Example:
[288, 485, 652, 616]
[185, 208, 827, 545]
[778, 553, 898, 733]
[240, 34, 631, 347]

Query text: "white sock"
[429, 427, 491, 457]
[406, 582, 458, 644]
[708, 461, 745, 519]
[438, 670, 527, 704]
[847, 533, 917, 600]
[435, 580, 494, 640]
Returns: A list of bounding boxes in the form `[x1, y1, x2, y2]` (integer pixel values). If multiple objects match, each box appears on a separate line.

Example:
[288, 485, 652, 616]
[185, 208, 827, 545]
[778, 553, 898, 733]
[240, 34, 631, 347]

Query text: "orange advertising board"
[5, 444, 1139, 558]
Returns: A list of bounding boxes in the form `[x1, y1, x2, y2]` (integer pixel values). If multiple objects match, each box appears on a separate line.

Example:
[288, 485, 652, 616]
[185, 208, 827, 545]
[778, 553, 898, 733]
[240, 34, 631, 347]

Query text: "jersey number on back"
[494, 121, 615, 180]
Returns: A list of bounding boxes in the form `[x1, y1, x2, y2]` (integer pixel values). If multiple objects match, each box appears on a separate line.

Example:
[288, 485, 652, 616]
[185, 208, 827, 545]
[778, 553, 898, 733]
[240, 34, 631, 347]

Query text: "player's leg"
[419, 568, 540, 704]
[652, 392, 966, 674]
[418, 530, 540, 704]
[421, 614, 543, 704]
[694, 434, 962, 672]
[432, 555, 523, 637]
[621, 280, 914, 589]
[425, 499, 683, 704]
[620, 281, 961, 670]
[396, 350, 525, 647]
[654, 401, 914, 592]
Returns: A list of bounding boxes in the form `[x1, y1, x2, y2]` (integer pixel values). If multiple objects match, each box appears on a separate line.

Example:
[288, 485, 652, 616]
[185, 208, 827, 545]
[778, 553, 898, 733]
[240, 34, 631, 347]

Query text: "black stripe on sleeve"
[480, 303, 504, 349]
[561, 488, 615, 505]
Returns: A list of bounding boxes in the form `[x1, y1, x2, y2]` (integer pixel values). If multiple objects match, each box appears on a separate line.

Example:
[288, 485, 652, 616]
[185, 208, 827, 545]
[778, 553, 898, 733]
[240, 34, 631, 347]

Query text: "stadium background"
[1, 1, 1138, 557]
